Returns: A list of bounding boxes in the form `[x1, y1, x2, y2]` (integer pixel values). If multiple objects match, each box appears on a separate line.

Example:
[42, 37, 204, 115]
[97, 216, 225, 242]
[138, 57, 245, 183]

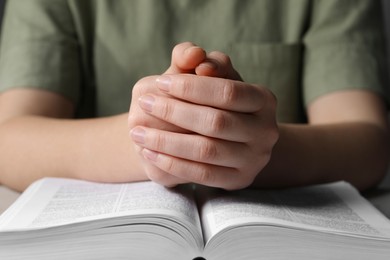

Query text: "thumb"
[164, 42, 206, 74]
[195, 51, 243, 81]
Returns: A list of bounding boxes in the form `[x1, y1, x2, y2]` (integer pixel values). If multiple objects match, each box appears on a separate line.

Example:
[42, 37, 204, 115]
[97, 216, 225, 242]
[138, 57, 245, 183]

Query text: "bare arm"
[129, 42, 389, 191]
[255, 90, 389, 190]
[130, 72, 389, 191]
[0, 89, 145, 191]
[0, 42, 229, 191]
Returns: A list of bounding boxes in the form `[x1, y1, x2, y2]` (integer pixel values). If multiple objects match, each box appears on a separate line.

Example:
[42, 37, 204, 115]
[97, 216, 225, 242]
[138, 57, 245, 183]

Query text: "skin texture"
[0, 42, 389, 192]
[129, 42, 390, 191]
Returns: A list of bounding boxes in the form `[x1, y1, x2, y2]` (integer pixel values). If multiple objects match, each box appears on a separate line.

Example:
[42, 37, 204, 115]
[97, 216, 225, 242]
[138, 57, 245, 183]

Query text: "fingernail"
[156, 76, 171, 92]
[143, 149, 158, 162]
[138, 95, 154, 112]
[130, 127, 145, 144]
[184, 46, 200, 55]
[198, 61, 218, 71]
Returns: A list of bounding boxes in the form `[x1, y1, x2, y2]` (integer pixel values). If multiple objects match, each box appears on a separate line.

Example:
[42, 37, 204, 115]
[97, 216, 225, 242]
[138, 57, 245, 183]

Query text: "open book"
[1, 178, 390, 260]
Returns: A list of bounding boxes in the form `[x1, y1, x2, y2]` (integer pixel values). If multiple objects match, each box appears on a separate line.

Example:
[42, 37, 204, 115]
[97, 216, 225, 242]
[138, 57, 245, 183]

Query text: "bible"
[1, 177, 390, 260]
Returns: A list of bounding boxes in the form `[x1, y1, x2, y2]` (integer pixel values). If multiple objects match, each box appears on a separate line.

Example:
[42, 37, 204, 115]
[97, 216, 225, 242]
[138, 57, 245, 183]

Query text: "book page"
[199, 182, 390, 243]
[0, 178, 201, 233]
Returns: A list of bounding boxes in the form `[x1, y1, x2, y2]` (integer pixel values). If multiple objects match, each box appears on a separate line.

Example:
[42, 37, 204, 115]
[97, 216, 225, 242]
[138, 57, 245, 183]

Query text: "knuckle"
[153, 132, 167, 151]
[206, 111, 229, 135]
[132, 76, 159, 102]
[179, 77, 194, 98]
[197, 139, 217, 162]
[162, 156, 176, 174]
[195, 166, 214, 184]
[221, 80, 237, 106]
[160, 101, 175, 122]
[145, 162, 179, 188]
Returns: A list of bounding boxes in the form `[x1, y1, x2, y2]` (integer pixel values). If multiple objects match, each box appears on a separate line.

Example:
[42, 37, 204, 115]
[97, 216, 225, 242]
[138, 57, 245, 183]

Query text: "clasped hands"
[128, 42, 278, 190]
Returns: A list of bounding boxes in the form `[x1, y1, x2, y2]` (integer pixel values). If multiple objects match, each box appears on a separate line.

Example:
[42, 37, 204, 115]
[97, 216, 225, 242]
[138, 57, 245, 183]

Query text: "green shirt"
[0, 0, 386, 122]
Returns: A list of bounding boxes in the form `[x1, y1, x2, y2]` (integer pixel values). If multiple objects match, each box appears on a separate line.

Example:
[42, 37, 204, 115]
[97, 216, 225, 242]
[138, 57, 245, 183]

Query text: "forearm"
[254, 122, 390, 190]
[0, 114, 146, 191]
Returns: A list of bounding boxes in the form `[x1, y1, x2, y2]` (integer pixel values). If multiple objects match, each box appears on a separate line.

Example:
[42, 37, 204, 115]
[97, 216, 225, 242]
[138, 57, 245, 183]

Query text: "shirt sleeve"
[0, 0, 81, 104]
[303, 0, 388, 106]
